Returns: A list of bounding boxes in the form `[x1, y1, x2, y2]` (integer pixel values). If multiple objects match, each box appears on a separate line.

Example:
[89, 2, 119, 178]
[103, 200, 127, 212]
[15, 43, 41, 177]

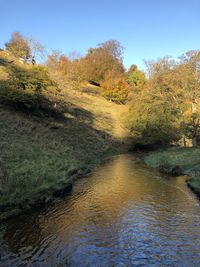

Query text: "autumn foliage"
[101, 71, 130, 104]
[5, 32, 31, 62]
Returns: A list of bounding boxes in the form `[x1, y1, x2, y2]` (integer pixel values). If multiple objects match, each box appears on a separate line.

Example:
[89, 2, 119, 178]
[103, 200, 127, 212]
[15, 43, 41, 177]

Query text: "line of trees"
[126, 51, 200, 147]
[3, 32, 146, 104]
[45, 39, 146, 103]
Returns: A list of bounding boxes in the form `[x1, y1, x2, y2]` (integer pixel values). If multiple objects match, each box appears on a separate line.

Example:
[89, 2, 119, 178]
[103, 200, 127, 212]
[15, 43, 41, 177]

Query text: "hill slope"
[0, 51, 130, 219]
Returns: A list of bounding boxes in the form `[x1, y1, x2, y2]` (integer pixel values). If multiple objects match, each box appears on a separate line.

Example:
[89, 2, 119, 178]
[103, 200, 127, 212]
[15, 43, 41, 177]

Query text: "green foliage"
[9, 65, 54, 93]
[0, 54, 57, 112]
[126, 51, 200, 146]
[0, 80, 37, 108]
[126, 96, 182, 145]
[126, 64, 146, 91]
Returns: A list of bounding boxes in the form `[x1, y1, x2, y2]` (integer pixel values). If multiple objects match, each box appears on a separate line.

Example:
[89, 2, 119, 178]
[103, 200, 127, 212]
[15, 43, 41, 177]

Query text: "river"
[1, 154, 200, 266]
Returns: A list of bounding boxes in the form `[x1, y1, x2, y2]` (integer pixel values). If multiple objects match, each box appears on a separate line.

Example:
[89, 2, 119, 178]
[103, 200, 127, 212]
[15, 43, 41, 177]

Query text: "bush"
[125, 98, 182, 146]
[9, 65, 55, 93]
[0, 59, 58, 113]
[101, 72, 129, 104]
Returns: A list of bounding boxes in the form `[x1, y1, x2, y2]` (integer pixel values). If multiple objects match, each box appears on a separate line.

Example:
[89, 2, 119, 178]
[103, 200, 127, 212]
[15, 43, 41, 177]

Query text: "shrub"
[101, 72, 129, 104]
[0, 59, 58, 113]
[9, 65, 54, 93]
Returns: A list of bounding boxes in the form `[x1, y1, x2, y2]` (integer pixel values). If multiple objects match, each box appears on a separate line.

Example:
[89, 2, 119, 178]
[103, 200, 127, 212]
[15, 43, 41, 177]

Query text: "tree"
[126, 81, 182, 145]
[126, 64, 146, 93]
[144, 56, 175, 78]
[177, 51, 200, 146]
[46, 50, 84, 88]
[98, 39, 124, 62]
[126, 58, 182, 145]
[126, 51, 200, 147]
[82, 40, 125, 83]
[101, 70, 129, 104]
[28, 37, 46, 63]
[5, 32, 31, 61]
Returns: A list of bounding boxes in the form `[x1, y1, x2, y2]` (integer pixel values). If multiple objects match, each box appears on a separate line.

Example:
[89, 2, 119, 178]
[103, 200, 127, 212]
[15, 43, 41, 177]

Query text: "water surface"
[1, 154, 200, 266]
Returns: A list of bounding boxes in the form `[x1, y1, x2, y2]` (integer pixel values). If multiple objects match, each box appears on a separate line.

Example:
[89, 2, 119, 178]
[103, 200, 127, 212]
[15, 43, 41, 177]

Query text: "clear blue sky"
[1, 0, 199, 70]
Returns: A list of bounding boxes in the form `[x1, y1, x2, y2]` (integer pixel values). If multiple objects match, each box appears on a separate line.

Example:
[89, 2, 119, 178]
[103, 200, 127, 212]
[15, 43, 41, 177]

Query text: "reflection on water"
[1, 154, 200, 266]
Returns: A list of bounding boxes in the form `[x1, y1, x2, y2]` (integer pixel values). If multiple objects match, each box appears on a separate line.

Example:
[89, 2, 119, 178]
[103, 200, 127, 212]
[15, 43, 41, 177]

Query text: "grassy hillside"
[0, 51, 129, 219]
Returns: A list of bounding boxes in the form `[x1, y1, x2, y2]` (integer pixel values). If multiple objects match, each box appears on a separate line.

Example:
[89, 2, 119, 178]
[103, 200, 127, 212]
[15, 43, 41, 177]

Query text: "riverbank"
[0, 145, 121, 220]
[144, 147, 200, 196]
[0, 96, 130, 220]
[0, 105, 129, 220]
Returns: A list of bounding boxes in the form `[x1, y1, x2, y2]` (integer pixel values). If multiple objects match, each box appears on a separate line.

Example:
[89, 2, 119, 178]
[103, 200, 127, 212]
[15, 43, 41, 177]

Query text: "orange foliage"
[101, 71, 130, 104]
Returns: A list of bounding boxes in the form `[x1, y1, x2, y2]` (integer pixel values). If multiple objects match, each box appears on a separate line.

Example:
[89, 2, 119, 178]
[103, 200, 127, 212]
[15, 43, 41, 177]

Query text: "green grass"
[144, 147, 200, 170]
[144, 147, 200, 195]
[0, 108, 120, 216]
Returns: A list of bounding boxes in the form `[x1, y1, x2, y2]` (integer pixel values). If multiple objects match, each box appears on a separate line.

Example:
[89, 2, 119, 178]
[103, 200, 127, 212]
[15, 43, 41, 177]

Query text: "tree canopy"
[82, 40, 125, 83]
[126, 50, 200, 146]
[5, 32, 31, 61]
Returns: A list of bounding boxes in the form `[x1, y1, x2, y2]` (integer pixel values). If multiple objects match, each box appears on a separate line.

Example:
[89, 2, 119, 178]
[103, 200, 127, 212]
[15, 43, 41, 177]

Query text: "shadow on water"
[1, 155, 200, 266]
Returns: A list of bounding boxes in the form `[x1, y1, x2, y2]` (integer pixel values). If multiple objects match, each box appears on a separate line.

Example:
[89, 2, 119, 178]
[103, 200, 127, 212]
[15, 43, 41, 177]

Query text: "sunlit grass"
[144, 147, 200, 170]
[0, 108, 118, 210]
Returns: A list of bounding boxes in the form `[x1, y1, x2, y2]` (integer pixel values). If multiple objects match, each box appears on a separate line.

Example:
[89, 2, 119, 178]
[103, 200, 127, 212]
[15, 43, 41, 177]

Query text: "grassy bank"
[0, 52, 130, 219]
[0, 108, 124, 220]
[144, 147, 200, 196]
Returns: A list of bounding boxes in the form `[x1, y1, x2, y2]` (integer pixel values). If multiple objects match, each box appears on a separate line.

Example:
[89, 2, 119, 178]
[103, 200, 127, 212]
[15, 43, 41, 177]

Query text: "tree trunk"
[192, 136, 197, 147]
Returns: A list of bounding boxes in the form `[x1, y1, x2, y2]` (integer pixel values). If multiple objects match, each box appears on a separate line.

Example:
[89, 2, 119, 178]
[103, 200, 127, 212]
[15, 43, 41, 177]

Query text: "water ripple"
[1, 154, 200, 266]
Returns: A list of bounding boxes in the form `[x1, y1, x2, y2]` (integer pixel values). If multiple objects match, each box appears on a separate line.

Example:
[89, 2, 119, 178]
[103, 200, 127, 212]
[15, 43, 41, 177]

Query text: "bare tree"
[28, 37, 46, 63]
